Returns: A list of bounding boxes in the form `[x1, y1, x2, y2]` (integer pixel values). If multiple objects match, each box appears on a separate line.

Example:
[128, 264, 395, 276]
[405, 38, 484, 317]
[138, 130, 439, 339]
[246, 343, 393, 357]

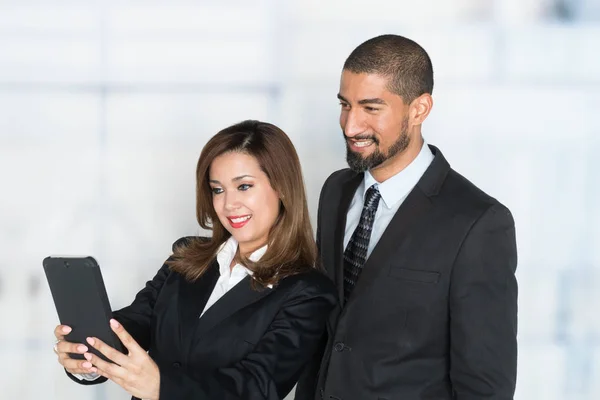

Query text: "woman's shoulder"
[278, 267, 337, 300]
[171, 236, 211, 252]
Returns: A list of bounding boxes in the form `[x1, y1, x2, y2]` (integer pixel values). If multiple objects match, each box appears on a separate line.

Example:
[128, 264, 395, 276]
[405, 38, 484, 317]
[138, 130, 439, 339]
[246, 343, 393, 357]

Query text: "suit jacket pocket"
[388, 267, 440, 284]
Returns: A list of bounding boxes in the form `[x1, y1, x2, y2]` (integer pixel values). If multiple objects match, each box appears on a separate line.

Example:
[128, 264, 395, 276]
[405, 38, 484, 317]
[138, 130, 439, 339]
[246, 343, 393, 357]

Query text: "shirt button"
[172, 362, 181, 368]
[334, 342, 345, 352]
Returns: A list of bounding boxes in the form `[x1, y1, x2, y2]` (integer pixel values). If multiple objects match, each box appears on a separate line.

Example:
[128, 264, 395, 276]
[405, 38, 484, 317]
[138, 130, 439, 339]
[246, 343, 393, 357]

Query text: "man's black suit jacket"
[69, 237, 337, 400]
[296, 145, 518, 400]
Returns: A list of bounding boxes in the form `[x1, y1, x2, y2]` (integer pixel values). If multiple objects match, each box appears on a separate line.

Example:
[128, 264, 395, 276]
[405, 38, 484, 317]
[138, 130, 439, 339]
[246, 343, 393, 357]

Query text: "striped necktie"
[343, 184, 381, 302]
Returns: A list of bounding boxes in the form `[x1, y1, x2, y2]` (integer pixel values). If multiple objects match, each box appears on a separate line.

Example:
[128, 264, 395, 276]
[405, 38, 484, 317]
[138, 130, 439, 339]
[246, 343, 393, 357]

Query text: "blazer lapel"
[341, 145, 450, 304]
[195, 275, 274, 337]
[333, 173, 363, 306]
[178, 260, 219, 340]
[348, 187, 433, 302]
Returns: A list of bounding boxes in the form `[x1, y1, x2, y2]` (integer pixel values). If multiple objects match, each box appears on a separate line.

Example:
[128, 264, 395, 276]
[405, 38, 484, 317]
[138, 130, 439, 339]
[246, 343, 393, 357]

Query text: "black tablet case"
[43, 256, 123, 362]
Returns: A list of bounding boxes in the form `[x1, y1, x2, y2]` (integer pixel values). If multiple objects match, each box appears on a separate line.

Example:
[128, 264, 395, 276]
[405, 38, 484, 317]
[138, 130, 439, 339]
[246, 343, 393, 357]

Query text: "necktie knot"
[364, 185, 381, 211]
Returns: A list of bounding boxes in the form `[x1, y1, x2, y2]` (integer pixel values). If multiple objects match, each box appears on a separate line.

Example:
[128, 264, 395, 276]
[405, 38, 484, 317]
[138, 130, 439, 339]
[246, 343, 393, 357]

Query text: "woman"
[52, 120, 337, 399]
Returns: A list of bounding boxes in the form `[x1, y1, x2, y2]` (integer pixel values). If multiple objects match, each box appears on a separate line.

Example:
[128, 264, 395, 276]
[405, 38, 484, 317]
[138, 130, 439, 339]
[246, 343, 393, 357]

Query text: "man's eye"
[365, 107, 379, 112]
[339, 102, 350, 109]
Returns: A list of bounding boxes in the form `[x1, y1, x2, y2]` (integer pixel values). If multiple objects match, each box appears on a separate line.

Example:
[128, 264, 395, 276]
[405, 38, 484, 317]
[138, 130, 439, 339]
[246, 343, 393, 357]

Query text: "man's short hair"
[343, 34, 434, 103]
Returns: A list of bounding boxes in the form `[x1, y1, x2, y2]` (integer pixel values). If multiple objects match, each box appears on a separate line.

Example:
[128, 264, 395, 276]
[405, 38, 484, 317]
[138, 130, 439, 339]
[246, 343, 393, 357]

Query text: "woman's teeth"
[231, 216, 251, 223]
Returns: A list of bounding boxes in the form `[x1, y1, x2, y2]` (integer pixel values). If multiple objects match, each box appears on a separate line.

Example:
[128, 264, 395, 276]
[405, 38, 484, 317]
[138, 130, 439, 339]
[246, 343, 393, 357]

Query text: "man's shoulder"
[323, 168, 358, 188]
[440, 167, 509, 218]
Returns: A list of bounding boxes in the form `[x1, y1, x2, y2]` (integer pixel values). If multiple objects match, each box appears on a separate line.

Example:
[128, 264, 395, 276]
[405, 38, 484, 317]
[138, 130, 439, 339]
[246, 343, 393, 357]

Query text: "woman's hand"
[85, 319, 160, 400]
[53, 325, 96, 375]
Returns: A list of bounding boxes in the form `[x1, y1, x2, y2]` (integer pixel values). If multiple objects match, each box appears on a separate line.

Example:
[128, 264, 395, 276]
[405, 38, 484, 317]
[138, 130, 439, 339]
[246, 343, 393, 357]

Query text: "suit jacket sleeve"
[112, 262, 172, 350]
[66, 260, 172, 385]
[449, 204, 518, 399]
[159, 279, 337, 400]
[295, 174, 334, 400]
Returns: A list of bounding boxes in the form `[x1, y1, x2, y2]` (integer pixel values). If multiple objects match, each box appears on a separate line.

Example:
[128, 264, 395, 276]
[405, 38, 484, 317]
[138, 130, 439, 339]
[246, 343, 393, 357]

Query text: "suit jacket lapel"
[346, 191, 433, 303]
[333, 173, 363, 306]
[178, 260, 219, 337]
[340, 145, 450, 304]
[195, 275, 274, 337]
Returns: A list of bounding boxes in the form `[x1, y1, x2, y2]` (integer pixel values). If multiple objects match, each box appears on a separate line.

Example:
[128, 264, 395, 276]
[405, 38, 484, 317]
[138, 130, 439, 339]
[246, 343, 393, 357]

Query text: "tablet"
[43, 256, 123, 362]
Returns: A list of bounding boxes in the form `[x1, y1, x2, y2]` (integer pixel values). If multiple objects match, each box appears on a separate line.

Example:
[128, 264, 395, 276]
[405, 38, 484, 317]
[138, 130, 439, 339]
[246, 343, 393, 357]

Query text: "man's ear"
[410, 93, 433, 125]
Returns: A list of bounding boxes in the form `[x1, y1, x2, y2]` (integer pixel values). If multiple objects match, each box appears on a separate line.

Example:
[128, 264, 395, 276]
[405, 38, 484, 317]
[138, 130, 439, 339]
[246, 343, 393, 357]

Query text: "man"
[295, 34, 518, 400]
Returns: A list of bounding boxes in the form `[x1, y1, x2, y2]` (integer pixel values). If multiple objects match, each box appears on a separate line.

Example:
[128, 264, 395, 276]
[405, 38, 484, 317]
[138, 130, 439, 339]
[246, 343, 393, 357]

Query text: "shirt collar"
[215, 236, 268, 276]
[362, 140, 434, 209]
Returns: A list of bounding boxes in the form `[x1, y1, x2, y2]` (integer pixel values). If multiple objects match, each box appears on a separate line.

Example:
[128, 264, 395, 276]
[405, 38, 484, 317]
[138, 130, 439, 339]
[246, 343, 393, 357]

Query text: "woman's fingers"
[61, 356, 95, 375]
[53, 325, 71, 340]
[53, 325, 95, 375]
[56, 340, 88, 356]
[86, 336, 129, 367]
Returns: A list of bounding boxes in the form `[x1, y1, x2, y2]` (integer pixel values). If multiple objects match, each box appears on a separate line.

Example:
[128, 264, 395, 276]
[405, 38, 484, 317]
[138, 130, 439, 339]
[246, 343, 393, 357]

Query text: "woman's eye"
[211, 187, 223, 194]
[238, 184, 252, 191]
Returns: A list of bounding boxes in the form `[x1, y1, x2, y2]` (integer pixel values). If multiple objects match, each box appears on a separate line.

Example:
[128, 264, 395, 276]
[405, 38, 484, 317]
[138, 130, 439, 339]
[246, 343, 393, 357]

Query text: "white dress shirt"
[201, 236, 268, 317]
[343, 141, 434, 259]
[73, 236, 267, 382]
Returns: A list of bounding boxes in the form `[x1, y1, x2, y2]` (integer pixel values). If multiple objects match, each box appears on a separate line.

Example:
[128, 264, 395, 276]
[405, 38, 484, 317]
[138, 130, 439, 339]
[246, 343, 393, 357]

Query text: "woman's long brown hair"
[167, 120, 317, 288]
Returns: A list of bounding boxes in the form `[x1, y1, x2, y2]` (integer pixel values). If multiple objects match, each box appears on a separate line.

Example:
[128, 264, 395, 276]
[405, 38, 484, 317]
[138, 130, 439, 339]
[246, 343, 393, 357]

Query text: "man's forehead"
[339, 72, 399, 100]
[340, 70, 389, 84]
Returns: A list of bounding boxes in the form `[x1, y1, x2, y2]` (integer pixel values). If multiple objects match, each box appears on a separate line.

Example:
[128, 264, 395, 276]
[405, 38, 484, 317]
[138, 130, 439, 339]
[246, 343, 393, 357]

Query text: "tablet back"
[43, 256, 122, 362]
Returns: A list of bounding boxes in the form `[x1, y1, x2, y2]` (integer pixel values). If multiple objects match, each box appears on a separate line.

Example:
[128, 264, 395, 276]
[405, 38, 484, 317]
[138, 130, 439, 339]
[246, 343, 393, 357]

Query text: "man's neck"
[369, 136, 425, 183]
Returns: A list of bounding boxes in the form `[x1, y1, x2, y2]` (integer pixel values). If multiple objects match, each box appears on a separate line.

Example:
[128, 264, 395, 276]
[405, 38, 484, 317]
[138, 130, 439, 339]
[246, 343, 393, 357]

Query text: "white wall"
[1, 1, 599, 399]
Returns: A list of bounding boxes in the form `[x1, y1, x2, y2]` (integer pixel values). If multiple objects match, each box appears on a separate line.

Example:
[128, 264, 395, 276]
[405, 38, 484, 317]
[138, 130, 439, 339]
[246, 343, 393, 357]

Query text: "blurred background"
[1, 0, 599, 399]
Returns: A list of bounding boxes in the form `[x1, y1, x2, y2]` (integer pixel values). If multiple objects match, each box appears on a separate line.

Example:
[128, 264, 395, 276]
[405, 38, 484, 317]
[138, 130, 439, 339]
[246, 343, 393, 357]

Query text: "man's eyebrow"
[337, 94, 387, 106]
[358, 98, 386, 105]
[337, 93, 348, 103]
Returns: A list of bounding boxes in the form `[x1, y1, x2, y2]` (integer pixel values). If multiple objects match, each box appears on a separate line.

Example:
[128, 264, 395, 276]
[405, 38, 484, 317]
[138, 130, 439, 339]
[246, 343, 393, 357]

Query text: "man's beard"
[345, 118, 410, 172]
